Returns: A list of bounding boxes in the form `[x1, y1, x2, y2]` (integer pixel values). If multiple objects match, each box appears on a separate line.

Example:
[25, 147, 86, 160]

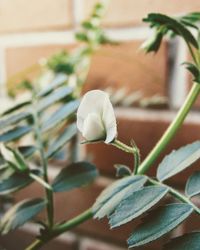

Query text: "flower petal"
[82, 113, 105, 141]
[77, 90, 117, 143]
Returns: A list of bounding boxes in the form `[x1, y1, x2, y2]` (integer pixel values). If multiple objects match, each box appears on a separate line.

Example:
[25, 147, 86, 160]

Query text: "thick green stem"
[138, 82, 200, 175]
[148, 178, 200, 215]
[25, 209, 93, 250]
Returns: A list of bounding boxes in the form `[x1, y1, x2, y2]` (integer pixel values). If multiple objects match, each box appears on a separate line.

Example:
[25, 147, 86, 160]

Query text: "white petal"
[77, 90, 109, 132]
[77, 90, 117, 143]
[102, 95, 117, 143]
[82, 113, 105, 141]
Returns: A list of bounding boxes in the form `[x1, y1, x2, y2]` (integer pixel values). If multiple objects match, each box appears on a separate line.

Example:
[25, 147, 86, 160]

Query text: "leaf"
[184, 62, 200, 83]
[127, 203, 193, 248]
[0, 126, 32, 142]
[37, 86, 73, 111]
[0, 112, 31, 130]
[143, 13, 198, 49]
[1, 101, 31, 116]
[18, 146, 37, 158]
[37, 74, 68, 97]
[109, 186, 168, 228]
[186, 171, 200, 197]
[0, 145, 29, 172]
[42, 100, 79, 131]
[0, 169, 40, 195]
[52, 161, 98, 192]
[157, 141, 200, 181]
[93, 175, 147, 219]
[0, 198, 46, 234]
[46, 123, 77, 158]
[164, 232, 200, 250]
[114, 164, 131, 177]
[141, 31, 163, 53]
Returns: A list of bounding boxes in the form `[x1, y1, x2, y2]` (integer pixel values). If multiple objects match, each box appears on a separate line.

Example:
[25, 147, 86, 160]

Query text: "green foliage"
[184, 62, 200, 83]
[109, 186, 168, 228]
[143, 13, 198, 53]
[157, 141, 200, 181]
[127, 204, 193, 248]
[0, 198, 46, 234]
[46, 123, 77, 158]
[164, 232, 200, 250]
[93, 175, 147, 219]
[0, 169, 40, 195]
[114, 164, 131, 177]
[186, 171, 200, 197]
[52, 162, 99, 192]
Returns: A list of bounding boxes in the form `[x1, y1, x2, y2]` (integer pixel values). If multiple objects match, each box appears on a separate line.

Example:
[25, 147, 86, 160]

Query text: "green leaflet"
[42, 100, 79, 132]
[109, 186, 168, 228]
[164, 232, 200, 250]
[37, 86, 73, 111]
[93, 175, 147, 219]
[52, 161, 98, 192]
[0, 198, 46, 234]
[0, 169, 40, 195]
[186, 171, 200, 197]
[157, 141, 200, 181]
[0, 126, 32, 142]
[128, 203, 193, 248]
[46, 123, 77, 158]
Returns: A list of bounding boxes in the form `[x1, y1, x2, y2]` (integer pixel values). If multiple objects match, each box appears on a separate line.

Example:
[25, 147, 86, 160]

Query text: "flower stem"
[148, 177, 200, 215]
[25, 209, 93, 250]
[138, 82, 200, 175]
[112, 139, 136, 154]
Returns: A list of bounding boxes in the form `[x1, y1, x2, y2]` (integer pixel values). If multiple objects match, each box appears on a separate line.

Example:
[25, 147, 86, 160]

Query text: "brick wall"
[0, 1, 200, 250]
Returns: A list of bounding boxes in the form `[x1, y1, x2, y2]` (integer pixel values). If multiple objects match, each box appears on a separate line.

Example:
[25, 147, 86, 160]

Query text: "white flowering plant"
[0, 4, 200, 250]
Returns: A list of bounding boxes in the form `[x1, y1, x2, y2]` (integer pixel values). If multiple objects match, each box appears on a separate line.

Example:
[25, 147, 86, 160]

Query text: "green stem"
[32, 104, 54, 228]
[138, 82, 200, 175]
[148, 178, 200, 215]
[25, 209, 93, 250]
[112, 139, 136, 154]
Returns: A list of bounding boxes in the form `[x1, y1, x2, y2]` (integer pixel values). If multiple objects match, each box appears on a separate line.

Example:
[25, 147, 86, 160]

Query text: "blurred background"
[0, 0, 200, 249]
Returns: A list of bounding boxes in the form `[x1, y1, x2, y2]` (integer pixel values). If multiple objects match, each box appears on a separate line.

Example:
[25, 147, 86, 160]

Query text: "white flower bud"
[77, 90, 117, 143]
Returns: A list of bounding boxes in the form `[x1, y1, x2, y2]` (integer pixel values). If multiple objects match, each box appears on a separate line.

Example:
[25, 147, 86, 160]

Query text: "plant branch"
[32, 101, 54, 228]
[148, 177, 200, 215]
[138, 81, 200, 175]
[25, 208, 93, 250]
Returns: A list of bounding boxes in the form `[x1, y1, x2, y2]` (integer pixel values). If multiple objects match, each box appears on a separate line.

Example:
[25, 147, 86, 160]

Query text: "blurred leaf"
[37, 86, 73, 111]
[0, 198, 46, 234]
[0, 169, 40, 195]
[42, 100, 79, 132]
[109, 186, 168, 228]
[184, 62, 200, 83]
[18, 146, 37, 158]
[1, 101, 31, 116]
[143, 13, 198, 49]
[181, 12, 200, 24]
[157, 141, 200, 181]
[52, 161, 98, 192]
[93, 175, 147, 219]
[0, 126, 32, 142]
[114, 164, 131, 177]
[164, 232, 200, 250]
[0, 112, 31, 130]
[128, 203, 193, 248]
[46, 123, 77, 158]
[37, 74, 68, 97]
[0, 145, 28, 172]
[141, 31, 163, 53]
[186, 171, 200, 197]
